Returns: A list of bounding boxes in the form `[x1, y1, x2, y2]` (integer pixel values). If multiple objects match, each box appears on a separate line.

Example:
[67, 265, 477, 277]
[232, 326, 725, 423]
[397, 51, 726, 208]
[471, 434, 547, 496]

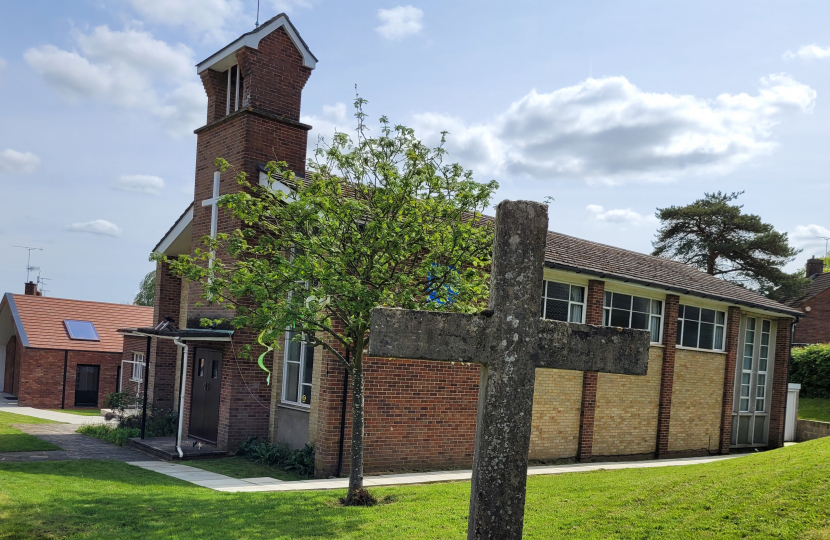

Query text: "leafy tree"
[134, 270, 155, 306]
[158, 98, 497, 503]
[652, 191, 802, 296]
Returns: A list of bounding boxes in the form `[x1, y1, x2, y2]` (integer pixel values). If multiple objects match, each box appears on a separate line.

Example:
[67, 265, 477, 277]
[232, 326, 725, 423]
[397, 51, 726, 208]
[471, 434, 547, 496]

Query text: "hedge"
[790, 344, 830, 398]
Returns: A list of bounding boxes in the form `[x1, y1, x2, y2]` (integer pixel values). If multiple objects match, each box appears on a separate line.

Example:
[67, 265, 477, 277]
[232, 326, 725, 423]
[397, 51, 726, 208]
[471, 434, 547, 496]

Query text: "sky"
[0, 0, 828, 303]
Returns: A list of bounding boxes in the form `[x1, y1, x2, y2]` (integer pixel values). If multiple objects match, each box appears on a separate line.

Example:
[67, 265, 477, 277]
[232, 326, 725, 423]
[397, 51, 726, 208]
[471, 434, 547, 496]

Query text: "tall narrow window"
[131, 352, 144, 382]
[603, 292, 663, 343]
[541, 281, 585, 323]
[677, 305, 726, 350]
[282, 331, 314, 406]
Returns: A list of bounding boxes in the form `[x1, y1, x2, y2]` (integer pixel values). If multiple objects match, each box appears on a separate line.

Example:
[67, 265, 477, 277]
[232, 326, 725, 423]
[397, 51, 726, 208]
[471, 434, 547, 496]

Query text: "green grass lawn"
[185, 456, 306, 481]
[799, 397, 830, 423]
[0, 411, 61, 452]
[48, 408, 102, 417]
[2, 438, 830, 539]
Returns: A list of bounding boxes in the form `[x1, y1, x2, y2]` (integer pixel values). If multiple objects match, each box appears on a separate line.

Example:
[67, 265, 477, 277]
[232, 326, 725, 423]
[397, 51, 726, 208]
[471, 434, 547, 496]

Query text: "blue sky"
[0, 1, 827, 302]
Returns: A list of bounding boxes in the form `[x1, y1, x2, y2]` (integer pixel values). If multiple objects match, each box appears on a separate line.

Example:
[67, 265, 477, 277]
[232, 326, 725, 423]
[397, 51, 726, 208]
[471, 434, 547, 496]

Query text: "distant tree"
[158, 98, 497, 504]
[652, 191, 803, 297]
[134, 270, 155, 306]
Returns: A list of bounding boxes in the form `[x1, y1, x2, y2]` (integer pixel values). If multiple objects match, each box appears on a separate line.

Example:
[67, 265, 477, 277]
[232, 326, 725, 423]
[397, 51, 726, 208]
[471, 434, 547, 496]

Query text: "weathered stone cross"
[368, 200, 651, 540]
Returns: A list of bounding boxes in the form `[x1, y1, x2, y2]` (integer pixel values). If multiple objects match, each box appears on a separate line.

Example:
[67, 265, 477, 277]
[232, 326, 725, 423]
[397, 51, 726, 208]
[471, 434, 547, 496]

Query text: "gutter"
[545, 262, 802, 319]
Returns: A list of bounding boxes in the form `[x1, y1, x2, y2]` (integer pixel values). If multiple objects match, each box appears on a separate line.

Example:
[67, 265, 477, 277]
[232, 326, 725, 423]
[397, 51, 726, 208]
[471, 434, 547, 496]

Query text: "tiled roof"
[544, 231, 801, 317]
[787, 272, 830, 307]
[8, 294, 153, 352]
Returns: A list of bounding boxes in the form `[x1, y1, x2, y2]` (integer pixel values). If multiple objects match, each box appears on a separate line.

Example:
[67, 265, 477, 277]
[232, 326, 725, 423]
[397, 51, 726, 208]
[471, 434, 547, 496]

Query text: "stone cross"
[368, 200, 651, 540]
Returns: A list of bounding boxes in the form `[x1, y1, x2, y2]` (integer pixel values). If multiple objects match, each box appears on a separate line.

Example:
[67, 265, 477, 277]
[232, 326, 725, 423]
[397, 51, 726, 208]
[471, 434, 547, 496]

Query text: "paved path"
[0, 423, 145, 463]
[0, 394, 107, 425]
[129, 453, 746, 493]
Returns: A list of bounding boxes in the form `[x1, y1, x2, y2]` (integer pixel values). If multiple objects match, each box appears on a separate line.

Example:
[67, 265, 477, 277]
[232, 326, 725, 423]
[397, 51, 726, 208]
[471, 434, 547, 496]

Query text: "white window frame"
[732, 317, 775, 447]
[541, 280, 586, 324]
[603, 291, 663, 344]
[130, 352, 144, 383]
[676, 304, 727, 352]
[281, 330, 314, 408]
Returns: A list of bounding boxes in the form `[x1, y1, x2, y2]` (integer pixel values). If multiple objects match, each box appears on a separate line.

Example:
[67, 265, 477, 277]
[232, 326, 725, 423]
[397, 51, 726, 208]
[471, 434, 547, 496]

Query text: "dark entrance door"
[189, 349, 222, 443]
[75, 365, 100, 406]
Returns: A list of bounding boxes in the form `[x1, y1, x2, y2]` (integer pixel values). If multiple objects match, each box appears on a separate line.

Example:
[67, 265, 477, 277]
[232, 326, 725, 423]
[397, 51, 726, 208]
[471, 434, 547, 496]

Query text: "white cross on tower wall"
[201, 171, 221, 270]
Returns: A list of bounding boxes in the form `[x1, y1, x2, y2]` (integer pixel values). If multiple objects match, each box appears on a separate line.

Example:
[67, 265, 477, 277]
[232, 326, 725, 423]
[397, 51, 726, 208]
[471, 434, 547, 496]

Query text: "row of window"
[541, 280, 728, 350]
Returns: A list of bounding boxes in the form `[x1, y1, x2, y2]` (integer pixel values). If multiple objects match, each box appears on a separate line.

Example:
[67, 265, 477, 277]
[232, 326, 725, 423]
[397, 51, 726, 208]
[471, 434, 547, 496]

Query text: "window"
[603, 292, 663, 343]
[64, 320, 99, 341]
[131, 352, 144, 382]
[282, 330, 314, 406]
[677, 305, 726, 351]
[541, 281, 585, 323]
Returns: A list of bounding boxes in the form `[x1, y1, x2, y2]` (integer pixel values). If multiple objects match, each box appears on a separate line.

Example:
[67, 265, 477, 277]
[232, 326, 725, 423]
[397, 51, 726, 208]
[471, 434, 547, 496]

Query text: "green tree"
[134, 270, 155, 306]
[158, 98, 497, 503]
[652, 191, 803, 297]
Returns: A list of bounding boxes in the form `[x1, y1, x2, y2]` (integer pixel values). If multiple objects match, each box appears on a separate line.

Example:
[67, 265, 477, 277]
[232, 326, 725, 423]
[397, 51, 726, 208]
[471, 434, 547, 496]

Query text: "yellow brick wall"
[593, 347, 663, 456]
[529, 369, 582, 460]
[668, 349, 725, 452]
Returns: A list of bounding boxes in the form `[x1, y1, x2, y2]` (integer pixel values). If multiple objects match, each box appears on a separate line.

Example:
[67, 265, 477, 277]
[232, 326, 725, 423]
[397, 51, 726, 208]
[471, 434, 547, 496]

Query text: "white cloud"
[0, 149, 41, 174]
[302, 102, 352, 152]
[783, 45, 830, 61]
[24, 25, 205, 136]
[587, 204, 657, 226]
[376, 6, 424, 40]
[113, 174, 165, 195]
[66, 219, 123, 237]
[791, 224, 830, 253]
[412, 74, 816, 184]
[126, 0, 244, 42]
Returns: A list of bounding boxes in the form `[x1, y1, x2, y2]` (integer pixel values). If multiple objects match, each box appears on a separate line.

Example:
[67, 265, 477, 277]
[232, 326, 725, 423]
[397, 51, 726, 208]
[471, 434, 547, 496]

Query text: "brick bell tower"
[182, 15, 316, 451]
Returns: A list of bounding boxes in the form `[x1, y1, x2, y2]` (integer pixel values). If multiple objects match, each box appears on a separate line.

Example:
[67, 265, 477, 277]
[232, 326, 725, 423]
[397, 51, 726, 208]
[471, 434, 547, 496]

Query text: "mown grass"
[185, 456, 306, 481]
[0, 411, 61, 452]
[48, 408, 101, 417]
[799, 397, 830, 423]
[1, 438, 830, 538]
[76, 424, 138, 446]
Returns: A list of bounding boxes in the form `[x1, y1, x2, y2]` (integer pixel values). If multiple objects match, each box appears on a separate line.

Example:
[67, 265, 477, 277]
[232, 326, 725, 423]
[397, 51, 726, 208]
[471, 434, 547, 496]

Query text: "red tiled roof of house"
[9, 294, 153, 352]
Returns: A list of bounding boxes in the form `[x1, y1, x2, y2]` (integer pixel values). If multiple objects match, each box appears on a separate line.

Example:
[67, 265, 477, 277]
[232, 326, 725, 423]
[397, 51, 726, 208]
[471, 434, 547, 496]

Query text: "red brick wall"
[794, 287, 830, 345]
[314, 347, 480, 477]
[121, 336, 149, 400]
[17, 348, 120, 408]
[719, 306, 741, 453]
[656, 294, 679, 456]
[150, 261, 182, 410]
[767, 319, 793, 449]
[577, 279, 605, 461]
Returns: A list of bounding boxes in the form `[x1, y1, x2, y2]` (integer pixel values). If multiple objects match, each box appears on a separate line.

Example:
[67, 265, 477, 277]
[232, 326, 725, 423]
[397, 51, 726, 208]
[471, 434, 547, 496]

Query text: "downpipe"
[173, 338, 189, 459]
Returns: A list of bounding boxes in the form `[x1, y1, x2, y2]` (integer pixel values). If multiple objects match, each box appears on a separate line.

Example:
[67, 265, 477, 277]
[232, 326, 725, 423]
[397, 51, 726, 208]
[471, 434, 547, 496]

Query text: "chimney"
[24, 281, 41, 296]
[806, 257, 824, 278]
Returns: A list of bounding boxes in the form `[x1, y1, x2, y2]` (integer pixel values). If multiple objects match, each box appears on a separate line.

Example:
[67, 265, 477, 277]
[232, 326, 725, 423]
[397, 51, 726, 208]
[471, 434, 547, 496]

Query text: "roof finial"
[255, 0, 260, 27]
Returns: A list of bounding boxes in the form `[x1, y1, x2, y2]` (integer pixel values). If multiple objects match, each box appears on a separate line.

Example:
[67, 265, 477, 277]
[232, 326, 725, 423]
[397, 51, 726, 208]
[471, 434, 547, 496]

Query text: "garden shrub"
[790, 344, 830, 398]
[79, 394, 177, 446]
[237, 437, 315, 477]
[77, 425, 140, 446]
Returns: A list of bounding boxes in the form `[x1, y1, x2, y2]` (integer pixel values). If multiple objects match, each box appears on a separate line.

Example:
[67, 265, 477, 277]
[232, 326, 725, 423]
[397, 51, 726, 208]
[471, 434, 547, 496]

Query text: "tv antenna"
[255, 0, 260, 27]
[37, 275, 51, 296]
[816, 236, 830, 256]
[13, 245, 43, 282]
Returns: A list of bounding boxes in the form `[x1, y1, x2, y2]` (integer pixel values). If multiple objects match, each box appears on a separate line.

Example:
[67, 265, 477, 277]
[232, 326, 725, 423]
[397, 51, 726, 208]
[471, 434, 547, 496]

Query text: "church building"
[127, 14, 802, 475]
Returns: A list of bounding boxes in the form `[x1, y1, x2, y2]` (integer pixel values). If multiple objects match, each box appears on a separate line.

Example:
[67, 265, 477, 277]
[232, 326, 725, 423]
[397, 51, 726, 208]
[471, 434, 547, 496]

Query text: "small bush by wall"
[791, 344, 830, 398]
[237, 437, 315, 478]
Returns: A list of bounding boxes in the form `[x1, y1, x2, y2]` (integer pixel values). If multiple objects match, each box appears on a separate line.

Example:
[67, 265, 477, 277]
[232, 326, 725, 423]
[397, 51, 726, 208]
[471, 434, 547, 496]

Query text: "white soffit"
[154, 206, 193, 256]
[197, 14, 317, 73]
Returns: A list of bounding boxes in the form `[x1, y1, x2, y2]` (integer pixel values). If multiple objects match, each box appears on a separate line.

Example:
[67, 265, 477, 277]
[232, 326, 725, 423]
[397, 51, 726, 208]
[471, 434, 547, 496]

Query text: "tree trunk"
[347, 332, 366, 495]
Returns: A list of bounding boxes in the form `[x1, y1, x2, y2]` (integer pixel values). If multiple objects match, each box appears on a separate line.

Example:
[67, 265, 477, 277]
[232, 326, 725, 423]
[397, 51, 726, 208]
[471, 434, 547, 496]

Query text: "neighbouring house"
[0, 284, 153, 408]
[787, 257, 830, 346]
[125, 14, 802, 475]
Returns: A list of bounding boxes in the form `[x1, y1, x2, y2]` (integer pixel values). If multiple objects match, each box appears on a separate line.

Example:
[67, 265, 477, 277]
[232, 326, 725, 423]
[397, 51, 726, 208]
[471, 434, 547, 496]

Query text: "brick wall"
[529, 369, 582, 460]
[719, 306, 741, 453]
[794, 287, 830, 345]
[796, 419, 830, 442]
[767, 319, 793, 449]
[668, 349, 725, 453]
[656, 295, 679, 456]
[17, 348, 120, 408]
[577, 279, 604, 461]
[150, 261, 182, 411]
[592, 347, 663, 457]
[120, 336, 149, 400]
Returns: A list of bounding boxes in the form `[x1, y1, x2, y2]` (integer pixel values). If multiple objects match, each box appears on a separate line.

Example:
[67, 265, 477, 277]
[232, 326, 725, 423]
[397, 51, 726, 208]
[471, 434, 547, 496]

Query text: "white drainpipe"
[173, 338, 189, 459]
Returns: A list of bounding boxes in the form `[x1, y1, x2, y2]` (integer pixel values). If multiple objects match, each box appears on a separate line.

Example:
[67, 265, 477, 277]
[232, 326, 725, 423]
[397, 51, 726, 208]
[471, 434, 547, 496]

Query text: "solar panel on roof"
[64, 320, 100, 341]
